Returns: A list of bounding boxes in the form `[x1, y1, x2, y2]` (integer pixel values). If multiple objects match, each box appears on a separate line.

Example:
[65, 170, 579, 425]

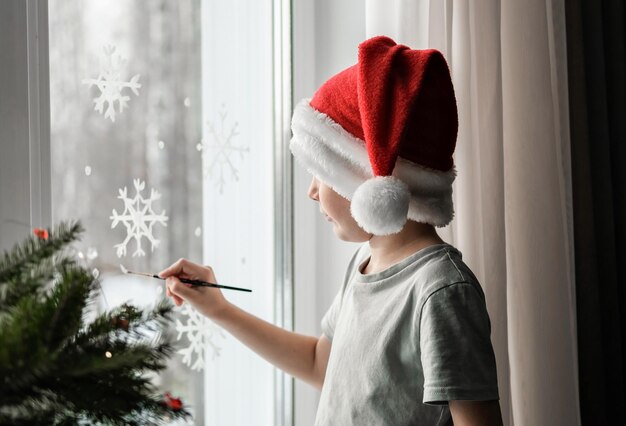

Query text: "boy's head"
[290, 36, 459, 237]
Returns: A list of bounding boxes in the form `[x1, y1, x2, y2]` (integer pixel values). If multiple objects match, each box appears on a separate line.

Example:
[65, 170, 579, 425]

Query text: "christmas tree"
[0, 221, 190, 425]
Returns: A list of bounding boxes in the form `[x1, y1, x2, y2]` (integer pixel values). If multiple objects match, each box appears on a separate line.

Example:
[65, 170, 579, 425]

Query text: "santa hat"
[290, 35, 458, 236]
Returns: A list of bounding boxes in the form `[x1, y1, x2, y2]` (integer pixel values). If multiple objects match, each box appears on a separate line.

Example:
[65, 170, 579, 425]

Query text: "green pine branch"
[0, 221, 82, 285]
[0, 220, 191, 425]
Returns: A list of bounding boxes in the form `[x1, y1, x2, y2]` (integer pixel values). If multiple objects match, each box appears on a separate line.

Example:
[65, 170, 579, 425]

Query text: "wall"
[0, 0, 50, 253]
[292, 0, 365, 424]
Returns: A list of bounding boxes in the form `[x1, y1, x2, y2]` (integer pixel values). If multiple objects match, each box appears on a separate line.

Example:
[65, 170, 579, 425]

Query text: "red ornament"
[33, 228, 49, 240]
[161, 392, 183, 411]
[110, 316, 130, 331]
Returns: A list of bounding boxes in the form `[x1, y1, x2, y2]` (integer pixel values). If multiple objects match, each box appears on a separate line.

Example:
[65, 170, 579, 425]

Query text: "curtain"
[565, 0, 626, 424]
[365, 1, 580, 425]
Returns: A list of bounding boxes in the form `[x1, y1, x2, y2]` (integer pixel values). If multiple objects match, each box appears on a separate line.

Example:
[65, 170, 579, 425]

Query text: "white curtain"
[365, 1, 580, 425]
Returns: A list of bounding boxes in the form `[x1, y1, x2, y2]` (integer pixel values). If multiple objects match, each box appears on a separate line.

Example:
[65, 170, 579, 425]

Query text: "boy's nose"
[308, 177, 319, 201]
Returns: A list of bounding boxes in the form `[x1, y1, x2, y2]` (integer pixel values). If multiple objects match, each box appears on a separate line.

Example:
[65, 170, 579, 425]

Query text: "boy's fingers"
[166, 276, 195, 300]
[167, 289, 184, 305]
[161, 278, 188, 306]
[159, 258, 188, 278]
[167, 291, 184, 306]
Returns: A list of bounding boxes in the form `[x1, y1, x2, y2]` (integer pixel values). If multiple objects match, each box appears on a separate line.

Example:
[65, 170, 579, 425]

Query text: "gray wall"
[292, 0, 365, 424]
[0, 0, 51, 254]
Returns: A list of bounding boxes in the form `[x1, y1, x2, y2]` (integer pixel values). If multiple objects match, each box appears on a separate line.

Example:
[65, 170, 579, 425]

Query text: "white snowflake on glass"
[109, 179, 168, 258]
[82, 45, 141, 122]
[198, 104, 249, 194]
[175, 304, 225, 371]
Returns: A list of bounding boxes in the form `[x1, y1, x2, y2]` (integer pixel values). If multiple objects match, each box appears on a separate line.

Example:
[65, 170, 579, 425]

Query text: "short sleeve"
[419, 282, 500, 405]
[321, 289, 342, 341]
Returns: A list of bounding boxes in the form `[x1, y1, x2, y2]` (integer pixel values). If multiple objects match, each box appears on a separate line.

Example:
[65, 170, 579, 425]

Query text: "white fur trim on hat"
[290, 99, 457, 230]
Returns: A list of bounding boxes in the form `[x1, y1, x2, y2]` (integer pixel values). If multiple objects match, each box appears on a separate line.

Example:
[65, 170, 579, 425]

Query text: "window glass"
[49, 1, 276, 424]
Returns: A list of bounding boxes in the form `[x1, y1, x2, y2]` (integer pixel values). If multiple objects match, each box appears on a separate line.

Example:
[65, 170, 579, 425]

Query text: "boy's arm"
[212, 301, 331, 391]
[449, 400, 503, 426]
[312, 334, 332, 390]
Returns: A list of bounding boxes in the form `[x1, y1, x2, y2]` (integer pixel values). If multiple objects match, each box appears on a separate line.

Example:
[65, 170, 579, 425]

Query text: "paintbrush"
[120, 264, 252, 292]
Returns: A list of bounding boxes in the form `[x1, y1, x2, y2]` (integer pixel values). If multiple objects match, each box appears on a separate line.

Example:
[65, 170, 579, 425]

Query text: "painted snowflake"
[197, 105, 250, 194]
[82, 45, 141, 122]
[175, 304, 225, 371]
[109, 179, 168, 258]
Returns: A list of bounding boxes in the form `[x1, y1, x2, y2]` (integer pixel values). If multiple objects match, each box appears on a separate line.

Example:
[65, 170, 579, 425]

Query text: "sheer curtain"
[366, 1, 580, 425]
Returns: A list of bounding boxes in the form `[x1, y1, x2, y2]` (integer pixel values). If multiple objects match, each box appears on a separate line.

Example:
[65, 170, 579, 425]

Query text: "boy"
[162, 36, 502, 425]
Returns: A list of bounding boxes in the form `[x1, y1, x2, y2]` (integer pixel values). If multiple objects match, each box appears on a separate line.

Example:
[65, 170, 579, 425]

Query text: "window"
[46, 0, 292, 424]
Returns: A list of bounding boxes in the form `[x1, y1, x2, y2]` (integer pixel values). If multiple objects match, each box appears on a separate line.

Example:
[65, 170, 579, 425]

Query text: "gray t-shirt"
[315, 242, 499, 426]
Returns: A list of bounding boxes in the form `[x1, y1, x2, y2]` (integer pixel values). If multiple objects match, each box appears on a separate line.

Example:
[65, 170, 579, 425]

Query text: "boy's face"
[308, 176, 373, 242]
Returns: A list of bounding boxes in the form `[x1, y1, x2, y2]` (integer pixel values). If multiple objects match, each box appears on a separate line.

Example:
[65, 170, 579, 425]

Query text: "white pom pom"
[350, 176, 410, 235]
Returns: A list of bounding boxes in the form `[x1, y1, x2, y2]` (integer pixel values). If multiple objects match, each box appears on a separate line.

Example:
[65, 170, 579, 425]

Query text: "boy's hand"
[159, 258, 229, 319]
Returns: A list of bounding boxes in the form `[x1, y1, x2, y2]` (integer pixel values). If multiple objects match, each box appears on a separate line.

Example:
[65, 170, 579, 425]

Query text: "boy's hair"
[290, 36, 459, 236]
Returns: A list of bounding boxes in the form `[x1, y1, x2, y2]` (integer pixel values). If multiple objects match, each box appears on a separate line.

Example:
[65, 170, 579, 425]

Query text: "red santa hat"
[290, 35, 458, 235]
